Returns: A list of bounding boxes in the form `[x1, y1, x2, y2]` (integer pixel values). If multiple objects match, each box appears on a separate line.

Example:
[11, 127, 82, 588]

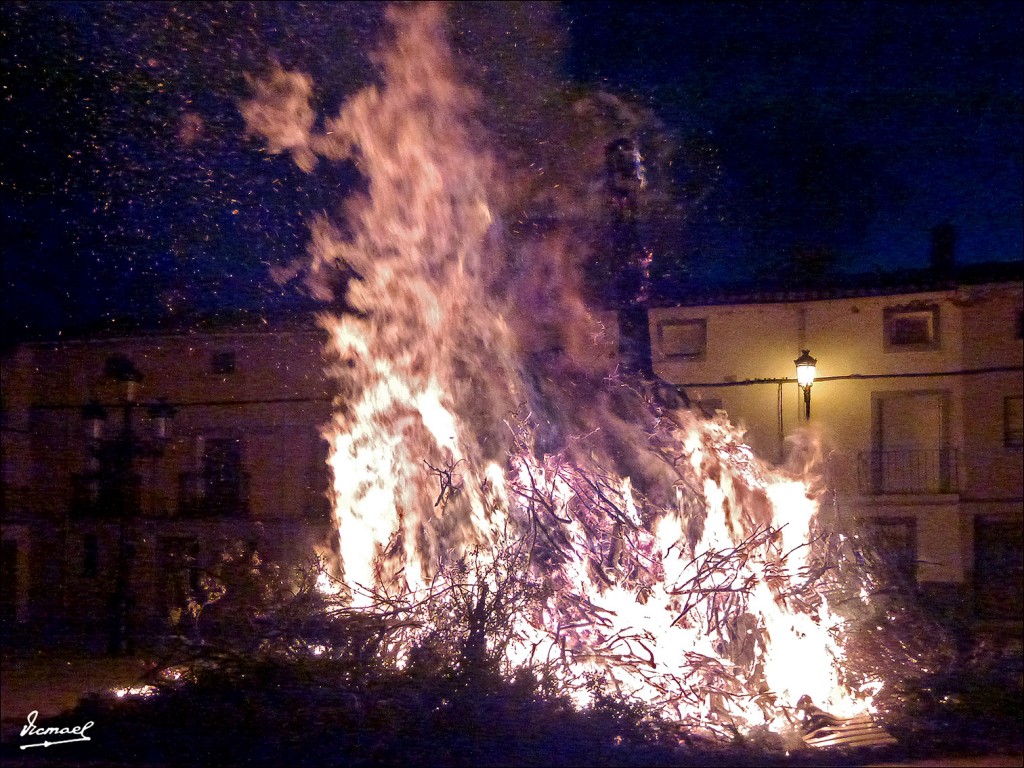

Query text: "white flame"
[244, 1, 877, 735]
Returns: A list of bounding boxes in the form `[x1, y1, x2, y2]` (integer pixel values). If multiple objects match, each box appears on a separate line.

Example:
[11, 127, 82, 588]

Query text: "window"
[202, 438, 245, 513]
[82, 534, 98, 578]
[975, 516, 1024, 620]
[210, 351, 236, 375]
[868, 390, 955, 494]
[178, 437, 247, 516]
[884, 304, 940, 350]
[657, 319, 706, 359]
[104, 354, 139, 381]
[1006, 396, 1024, 448]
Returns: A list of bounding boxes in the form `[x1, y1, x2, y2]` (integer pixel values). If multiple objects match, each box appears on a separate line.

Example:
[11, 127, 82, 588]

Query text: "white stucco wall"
[650, 282, 1022, 585]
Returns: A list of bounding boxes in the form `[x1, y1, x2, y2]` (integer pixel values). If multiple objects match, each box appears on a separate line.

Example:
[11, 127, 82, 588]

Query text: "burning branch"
[424, 457, 465, 510]
[238, 1, 895, 742]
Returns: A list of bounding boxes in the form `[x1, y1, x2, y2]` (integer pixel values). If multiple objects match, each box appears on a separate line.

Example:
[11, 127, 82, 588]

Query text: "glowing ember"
[242, 2, 881, 738]
[112, 685, 158, 699]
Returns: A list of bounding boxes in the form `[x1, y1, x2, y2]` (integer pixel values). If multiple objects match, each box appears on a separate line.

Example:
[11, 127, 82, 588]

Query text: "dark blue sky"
[565, 1, 1023, 280]
[2, 1, 1022, 343]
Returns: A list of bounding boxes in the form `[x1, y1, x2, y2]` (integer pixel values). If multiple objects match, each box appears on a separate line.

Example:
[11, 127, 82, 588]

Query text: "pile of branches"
[500, 413, 836, 736]
[142, 383, 979, 746]
[170, 397, 845, 735]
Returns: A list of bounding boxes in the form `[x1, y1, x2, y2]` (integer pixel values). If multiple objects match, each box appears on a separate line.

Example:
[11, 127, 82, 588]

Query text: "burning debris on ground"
[12, 542, 1015, 766]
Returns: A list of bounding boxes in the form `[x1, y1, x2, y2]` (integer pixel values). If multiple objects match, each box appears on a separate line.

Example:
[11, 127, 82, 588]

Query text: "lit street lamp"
[794, 349, 817, 420]
[81, 355, 175, 655]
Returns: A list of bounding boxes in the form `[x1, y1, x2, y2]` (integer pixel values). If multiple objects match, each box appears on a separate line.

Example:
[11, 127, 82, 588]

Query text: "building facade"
[3, 267, 1022, 649]
[650, 269, 1023, 621]
[1, 327, 333, 649]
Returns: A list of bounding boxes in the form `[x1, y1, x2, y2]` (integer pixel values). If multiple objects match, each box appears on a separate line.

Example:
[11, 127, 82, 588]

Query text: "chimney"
[930, 223, 956, 275]
[605, 137, 653, 378]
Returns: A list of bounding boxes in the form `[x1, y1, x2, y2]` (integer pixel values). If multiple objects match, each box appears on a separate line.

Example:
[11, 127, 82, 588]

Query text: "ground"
[1, 650, 147, 744]
[1, 647, 1020, 767]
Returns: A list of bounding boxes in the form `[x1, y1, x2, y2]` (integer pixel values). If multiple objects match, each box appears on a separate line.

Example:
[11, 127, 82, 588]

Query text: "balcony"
[177, 471, 250, 517]
[70, 472, 139, 518]
[2, 482, 46, 518]
[857, 449, 959, 495]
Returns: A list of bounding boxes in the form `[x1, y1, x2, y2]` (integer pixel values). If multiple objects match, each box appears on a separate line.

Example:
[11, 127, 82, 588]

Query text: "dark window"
[210, 351, 236, 375]
[657, 319, 707, 359]
[203, 438, 245, 513]
[975, 517, 1024, 620]
[104, 354, 140, 381]
[177, 437, 248, 517]
[866, 390, 955, 494]
[884, 305, 940, 350]
[82, 534, 98, 577]
[1006, 396, 1024, 448]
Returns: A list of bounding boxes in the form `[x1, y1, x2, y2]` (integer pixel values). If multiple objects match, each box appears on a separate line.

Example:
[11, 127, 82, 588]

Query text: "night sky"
[2, 1, 1021, 344]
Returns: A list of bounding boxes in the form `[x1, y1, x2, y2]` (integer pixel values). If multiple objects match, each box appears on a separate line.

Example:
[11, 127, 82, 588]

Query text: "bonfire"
[238, 2, 889, 743]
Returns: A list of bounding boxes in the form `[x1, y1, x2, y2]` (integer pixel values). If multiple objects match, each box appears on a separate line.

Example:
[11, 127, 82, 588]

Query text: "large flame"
[243, 2, 878, 737]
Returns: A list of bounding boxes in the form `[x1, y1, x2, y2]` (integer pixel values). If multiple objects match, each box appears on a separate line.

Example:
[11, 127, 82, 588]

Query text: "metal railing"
[69, 472, 140, 518]
[176, 471, 251, 517]
[857, 448, 959, 495]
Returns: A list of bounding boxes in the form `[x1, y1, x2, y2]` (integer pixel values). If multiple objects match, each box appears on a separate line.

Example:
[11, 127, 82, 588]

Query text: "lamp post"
[794, 349, 817, 420]
[81, 355, 175, 655]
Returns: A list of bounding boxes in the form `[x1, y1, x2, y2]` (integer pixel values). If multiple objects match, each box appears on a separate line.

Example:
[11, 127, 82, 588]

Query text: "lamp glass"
[147, 399, 176, 440]
[796, 363, 815, 388]
[794, 350, 817, 388]
[82, 400, 107, 440]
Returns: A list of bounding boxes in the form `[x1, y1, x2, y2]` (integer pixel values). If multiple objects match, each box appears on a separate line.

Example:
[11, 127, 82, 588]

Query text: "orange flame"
[243, 2, 879, 735]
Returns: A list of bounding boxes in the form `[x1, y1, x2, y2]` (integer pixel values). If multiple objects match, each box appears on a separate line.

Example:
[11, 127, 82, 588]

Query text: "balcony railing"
[857, 448, 959, 495]
[70, 472, 140, 518]
[177, 471, 250, 517]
